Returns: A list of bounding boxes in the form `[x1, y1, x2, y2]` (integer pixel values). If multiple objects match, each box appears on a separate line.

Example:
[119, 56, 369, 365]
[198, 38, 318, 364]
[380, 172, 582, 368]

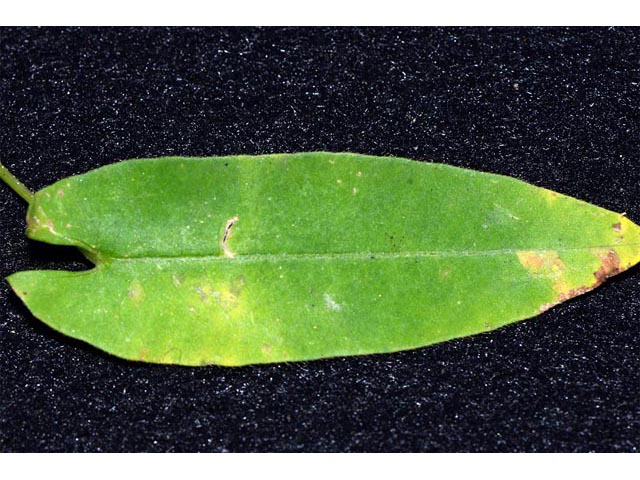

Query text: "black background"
[1, 27, 640, 452]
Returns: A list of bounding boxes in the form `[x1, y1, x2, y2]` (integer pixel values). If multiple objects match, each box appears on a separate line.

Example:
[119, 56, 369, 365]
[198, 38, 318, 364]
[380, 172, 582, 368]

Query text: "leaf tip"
[613, 215, 640, 271]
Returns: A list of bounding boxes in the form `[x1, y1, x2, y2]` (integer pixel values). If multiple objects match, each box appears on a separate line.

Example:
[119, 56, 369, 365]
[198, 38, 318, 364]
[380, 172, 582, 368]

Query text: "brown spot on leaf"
[541, 189, 560, 204]
[538, 249, 622, 312]
[221, 216, 239, 258]
[159, 348, 182, 364]
[594, 249, 621, 284]
[138, 348, 150, 361]
[612, 222, 622, 232]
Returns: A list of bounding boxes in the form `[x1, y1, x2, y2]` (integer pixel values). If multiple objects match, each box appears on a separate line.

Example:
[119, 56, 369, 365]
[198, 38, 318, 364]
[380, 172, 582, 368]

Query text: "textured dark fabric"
[1, 27, 639, 452]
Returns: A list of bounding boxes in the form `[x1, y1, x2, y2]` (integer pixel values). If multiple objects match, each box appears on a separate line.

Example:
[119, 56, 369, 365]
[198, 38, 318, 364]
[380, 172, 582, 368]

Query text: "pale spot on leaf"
[323, 293, 342, 311]
[128, 280, 145, 303]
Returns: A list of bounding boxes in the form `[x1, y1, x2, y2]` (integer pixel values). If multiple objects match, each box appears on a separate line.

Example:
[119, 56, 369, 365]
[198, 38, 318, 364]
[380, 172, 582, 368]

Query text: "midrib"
[103, 243, 640, 264]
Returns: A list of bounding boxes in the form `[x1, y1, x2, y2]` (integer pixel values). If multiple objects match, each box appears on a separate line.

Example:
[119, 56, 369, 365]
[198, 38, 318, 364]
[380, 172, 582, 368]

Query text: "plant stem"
[0, 161, 33, 204]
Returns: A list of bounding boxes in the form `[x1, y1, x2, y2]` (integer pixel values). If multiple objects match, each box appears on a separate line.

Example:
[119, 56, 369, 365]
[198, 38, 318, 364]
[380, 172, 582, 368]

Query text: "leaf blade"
[8, 153, 640, 365]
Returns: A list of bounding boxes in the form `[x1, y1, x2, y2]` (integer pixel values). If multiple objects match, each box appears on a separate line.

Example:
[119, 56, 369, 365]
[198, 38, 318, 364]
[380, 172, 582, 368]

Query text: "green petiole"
[0, 161, 33, 204]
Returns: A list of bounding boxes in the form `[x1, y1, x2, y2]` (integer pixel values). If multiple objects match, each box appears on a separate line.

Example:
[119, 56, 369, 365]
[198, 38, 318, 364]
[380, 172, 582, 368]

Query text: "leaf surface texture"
[8, 153, 640, 365]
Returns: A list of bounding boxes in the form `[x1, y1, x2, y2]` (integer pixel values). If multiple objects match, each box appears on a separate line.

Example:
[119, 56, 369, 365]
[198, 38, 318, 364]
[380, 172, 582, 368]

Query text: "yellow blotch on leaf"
[517, 250, 570, 299]
[541, 188, 561, 204]
[517, 248, 628, 313]
[193, 277, 246, 316]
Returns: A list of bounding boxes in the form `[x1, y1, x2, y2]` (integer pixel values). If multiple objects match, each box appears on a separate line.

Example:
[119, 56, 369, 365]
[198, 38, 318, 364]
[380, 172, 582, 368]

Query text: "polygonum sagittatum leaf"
[2, 153, 639, 365]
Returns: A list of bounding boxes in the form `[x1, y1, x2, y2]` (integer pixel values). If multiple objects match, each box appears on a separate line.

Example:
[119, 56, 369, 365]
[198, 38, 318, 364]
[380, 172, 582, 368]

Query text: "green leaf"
[3, 153, 640, 366]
